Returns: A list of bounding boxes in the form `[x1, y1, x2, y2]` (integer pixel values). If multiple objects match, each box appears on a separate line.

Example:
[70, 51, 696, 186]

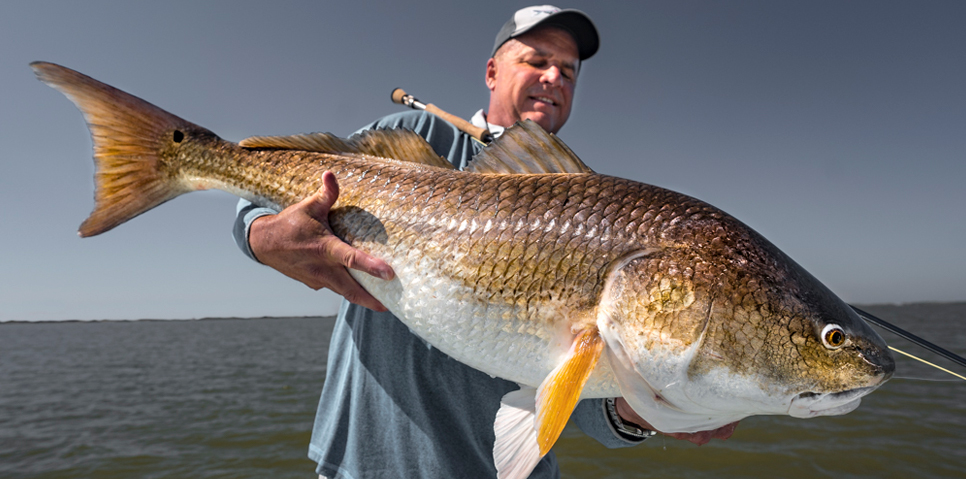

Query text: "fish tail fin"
[32, 61, 203, 237]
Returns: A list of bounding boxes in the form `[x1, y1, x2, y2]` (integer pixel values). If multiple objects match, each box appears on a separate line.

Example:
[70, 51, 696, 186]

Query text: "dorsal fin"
[466, 120, 594, 174]
[239, 128, 454, 169]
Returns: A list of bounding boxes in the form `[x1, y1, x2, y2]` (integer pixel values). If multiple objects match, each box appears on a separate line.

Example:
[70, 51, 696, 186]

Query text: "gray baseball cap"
[492, 5, 599, 60]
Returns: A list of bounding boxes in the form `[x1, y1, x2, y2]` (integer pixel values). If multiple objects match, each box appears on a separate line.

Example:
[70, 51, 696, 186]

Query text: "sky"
[1, 1, 964, 321]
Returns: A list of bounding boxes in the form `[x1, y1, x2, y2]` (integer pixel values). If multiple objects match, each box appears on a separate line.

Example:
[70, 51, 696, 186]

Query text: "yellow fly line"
[890, 346, 966, 382]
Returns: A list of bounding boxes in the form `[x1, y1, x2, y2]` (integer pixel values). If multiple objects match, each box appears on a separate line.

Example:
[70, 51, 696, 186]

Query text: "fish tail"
[32, 61, 201, 237]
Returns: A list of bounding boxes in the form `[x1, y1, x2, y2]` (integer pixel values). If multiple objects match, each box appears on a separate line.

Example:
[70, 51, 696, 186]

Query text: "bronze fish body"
[33, 62, 894, 479]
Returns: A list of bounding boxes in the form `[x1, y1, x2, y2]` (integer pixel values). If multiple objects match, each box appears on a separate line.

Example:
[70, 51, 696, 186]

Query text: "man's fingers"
[322, 266, 389, 312]
[341, 286, 389, 313]
[322, 236, 395, 281]
[665, 430, 710, 446]
[248, 171, 394, 311]
[612, 398, 739, 446]
[711, 421, 738, 440]
[666, 421, 738, 446]
[343, 249, 396, 281]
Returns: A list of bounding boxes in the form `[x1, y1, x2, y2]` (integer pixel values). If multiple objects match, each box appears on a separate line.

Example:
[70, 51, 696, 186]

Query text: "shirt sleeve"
[232, 199, 278, 262]
[571, 399, 649, 448]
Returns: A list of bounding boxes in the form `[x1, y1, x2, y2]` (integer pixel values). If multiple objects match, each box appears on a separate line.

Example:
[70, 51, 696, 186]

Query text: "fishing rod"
[851, 305, 966, 371]
[391, 88, 493, 144]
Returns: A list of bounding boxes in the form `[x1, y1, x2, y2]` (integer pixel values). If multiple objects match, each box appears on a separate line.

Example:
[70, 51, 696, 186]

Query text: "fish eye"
[173, 130, 184, 143]
[822, 324, 847, 349]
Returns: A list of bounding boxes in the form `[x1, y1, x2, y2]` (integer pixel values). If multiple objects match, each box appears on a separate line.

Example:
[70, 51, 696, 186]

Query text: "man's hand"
[248, 171, 395, 312]
[614, 397, 738, 446]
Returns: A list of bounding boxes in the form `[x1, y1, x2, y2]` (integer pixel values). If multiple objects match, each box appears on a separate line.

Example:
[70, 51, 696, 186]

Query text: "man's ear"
[485, 57, 498, 91]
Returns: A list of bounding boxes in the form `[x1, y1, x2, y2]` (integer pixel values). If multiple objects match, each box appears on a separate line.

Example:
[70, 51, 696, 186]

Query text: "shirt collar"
[470, 109, 505, 139]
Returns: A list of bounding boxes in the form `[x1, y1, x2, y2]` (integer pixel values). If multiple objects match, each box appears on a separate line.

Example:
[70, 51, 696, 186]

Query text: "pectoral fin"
[493, 328, 604, 479]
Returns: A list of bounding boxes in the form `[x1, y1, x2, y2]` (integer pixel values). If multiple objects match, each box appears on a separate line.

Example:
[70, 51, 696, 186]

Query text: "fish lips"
[787, 385, 879, 418]
[787, 344, 895, 419]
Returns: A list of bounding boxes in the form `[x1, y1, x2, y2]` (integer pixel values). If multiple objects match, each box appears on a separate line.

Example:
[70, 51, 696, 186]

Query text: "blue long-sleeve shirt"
[233, 111, 643, 479]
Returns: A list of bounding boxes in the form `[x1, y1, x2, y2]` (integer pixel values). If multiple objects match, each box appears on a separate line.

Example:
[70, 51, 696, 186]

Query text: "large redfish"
[33, 62, 894, 479]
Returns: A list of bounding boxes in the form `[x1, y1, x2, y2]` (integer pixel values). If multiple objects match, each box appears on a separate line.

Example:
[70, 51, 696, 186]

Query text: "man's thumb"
[303, 171, 340, 218]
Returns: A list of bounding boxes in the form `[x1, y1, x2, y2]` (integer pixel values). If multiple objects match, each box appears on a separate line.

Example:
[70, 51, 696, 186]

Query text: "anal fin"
[493, 328, 604, 479]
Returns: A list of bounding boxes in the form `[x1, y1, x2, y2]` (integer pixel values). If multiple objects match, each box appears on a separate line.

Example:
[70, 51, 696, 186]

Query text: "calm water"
[1, 304, 964, 478]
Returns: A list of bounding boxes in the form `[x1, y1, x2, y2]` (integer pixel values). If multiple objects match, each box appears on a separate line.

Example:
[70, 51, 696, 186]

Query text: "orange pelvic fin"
[493, 328, 605, 479]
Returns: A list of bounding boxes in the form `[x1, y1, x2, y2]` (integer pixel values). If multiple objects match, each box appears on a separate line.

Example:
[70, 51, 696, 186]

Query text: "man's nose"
[540, 65, 563, 85]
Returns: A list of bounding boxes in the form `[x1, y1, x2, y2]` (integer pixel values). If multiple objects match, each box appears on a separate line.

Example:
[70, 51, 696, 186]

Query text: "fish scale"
[34, 61, 895, 479]
[312, 165, 680, 389]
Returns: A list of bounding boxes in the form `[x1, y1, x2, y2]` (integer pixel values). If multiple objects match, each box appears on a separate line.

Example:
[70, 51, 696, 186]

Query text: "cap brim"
[533, 10, 599, 60]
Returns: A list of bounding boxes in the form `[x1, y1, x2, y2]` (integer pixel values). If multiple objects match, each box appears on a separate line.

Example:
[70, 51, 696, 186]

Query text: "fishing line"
[851, 305, 966, 370]
[889, 346, 966, 382]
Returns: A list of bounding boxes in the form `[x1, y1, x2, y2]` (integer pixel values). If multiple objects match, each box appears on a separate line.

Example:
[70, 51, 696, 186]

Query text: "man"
[234, 6, 736, 478]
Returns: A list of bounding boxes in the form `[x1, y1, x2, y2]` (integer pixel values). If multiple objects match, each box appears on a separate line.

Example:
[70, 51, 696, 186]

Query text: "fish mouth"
[788, 386, 877, 418]
[787, 347, 894, 419]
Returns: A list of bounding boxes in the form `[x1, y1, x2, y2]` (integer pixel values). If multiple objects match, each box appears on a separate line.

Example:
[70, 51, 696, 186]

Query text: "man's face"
[486, 26, 579, 134]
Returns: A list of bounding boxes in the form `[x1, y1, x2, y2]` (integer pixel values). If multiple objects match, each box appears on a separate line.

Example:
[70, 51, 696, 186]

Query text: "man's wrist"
[246, 214, 274, 264]
[234, 200, 277, 263]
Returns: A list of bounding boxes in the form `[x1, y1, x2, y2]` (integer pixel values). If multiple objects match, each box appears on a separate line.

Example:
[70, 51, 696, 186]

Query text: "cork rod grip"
[391, 88, 491, 143]
[422, 104, 491, 143]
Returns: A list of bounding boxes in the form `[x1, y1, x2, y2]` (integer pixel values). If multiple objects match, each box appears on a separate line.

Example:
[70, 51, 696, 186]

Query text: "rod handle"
[422, 104, 491, 144]
[391, 88, 491, 143]
[391, 87, 410, 105]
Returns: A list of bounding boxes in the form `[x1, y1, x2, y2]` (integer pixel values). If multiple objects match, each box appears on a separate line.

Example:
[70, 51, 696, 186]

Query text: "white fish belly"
[349, 247, 619, 398]
[351, 254, 556, 388]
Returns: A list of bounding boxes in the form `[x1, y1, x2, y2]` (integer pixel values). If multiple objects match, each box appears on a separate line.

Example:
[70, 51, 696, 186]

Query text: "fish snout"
[861, 342, 896, 382]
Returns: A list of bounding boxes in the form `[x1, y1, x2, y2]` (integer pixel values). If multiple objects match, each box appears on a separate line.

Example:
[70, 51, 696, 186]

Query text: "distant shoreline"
[0, 315, 337, 325]
[2, 301, 964, 324]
